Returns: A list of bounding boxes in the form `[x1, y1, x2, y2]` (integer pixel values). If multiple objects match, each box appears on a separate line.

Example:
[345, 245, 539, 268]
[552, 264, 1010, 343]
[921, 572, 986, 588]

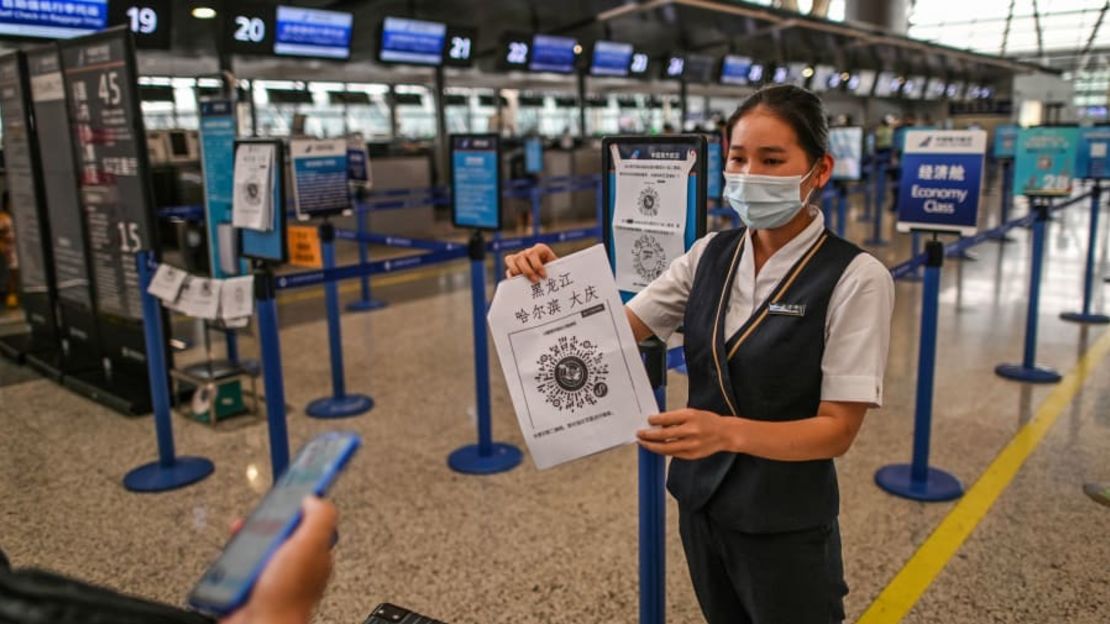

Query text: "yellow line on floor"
[858, 327, 1110, 623]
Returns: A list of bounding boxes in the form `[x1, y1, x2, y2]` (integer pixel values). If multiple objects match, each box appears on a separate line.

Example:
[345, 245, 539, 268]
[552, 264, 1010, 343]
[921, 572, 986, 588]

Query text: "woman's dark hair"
[725, 85, 828, 164]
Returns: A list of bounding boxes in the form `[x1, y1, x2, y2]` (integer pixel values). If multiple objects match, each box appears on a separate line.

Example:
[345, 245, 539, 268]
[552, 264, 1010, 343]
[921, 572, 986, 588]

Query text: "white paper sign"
[175, 276, 222, 320]
[610, 144, 693, 292]
[489, 244, 658, 469]
[219, 275, 254, 320]
[147, 263, 188, 303]
[232, 143, 275, 231]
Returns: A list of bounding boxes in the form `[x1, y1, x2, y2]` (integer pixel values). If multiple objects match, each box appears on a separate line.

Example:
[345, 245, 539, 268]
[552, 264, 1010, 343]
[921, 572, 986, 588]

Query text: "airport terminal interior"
[2, 1, 1110, 623]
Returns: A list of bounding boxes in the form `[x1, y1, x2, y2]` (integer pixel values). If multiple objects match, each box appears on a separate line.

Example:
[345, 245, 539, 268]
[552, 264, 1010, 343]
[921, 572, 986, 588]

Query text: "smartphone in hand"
[187, 431, 360, 616]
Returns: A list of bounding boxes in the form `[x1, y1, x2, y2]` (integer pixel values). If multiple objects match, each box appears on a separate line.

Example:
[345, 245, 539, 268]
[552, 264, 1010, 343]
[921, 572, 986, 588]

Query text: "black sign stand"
[58, 28, 166, 415]
[0, 51, 61, 376]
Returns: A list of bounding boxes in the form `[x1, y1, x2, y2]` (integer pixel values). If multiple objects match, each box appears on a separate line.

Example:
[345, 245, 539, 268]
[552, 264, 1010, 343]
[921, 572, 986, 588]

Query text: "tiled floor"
[2, 181, 1109, 623]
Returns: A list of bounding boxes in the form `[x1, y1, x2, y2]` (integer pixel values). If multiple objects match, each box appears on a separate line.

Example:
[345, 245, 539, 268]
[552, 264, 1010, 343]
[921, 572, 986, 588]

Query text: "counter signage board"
[451, 134, 502, 231]
[27, 44, 101, 367]
[993, 124, 1018, 158]
[0, 0, 107, 39]
[290, 138, 350, 219]
[897, 129, 986, 235]
[1076, 126, 1110, 180]
[0, 52, 57, 350]
[524, 136, 543, 175]
[829, 127, 864, 181]
[199, 99, 243, 278]
[346, 135, 371, 186]
[60, 28, 158, 371]
[1012, 126, 1080, 197]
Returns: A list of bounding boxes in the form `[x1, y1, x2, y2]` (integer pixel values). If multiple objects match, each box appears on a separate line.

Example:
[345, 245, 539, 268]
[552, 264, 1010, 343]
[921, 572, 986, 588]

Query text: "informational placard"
[346, 134, 371, 187]
[0, 0, 107, 39]
[602, 136, 707, 299]
[27, 44, 100, 366]
[524, 136, 543, 175]
[829, 127, 864, 181]
[237, 139, 287, 264]
[60, 27, 158, 367]
[451, 134, 502, 231]
[897, 129, 986, 235]
[1013, 126, 1080, 197]
[199, 99, 242, 278]
[0, 51, 57, 350]
[488, 245, 658, 469]
[290, 138, 350, 219]
[705, 133, 723, 199]
[993, 124, 1019, 159]
[1076, 127, 1110, 180]
[287, 224, 322, 268]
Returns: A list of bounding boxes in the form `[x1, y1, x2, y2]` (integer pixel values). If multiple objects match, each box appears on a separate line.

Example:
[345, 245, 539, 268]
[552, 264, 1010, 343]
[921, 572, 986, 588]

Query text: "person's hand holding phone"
[219, 497, 337, 624]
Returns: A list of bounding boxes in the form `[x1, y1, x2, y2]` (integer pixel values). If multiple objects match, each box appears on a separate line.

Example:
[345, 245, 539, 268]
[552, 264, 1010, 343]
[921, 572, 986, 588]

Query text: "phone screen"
[189, 433, 359, 613]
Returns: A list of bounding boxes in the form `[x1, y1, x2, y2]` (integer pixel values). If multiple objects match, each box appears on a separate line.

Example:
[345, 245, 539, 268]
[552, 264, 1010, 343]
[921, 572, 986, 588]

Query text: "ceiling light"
[802, 66, 815, 78]
[192, 6, 217, 19]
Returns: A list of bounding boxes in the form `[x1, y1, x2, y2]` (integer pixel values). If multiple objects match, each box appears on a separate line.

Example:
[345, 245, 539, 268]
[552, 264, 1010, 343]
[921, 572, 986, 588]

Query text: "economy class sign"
[896, 129, 986, 236]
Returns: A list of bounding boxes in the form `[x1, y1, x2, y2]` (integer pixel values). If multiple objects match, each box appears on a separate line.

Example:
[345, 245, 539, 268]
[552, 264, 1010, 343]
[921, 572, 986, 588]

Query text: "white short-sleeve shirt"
[627, 208, 895, 407]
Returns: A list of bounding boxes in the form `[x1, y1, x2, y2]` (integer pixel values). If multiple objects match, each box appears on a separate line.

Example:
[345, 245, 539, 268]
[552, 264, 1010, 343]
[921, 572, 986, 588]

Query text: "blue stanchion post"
[306, 222, 375, 418]
[867, 157, 888, 245]
[533, 182, 543, 237]
[493, 230, 504, 284]
[123, 251, 215, 493]
[990, 159, 1016, 242]
[255, 269, 291, 479]
[639, 337, 667, 624]
[448, 231, 523, 474]
[835, 184, 848, 238]
[875, 239, 963, 501]
[347, 207, 388, 312]
[1061, 180, 1109, 324]
[996, 199, 1062, 383]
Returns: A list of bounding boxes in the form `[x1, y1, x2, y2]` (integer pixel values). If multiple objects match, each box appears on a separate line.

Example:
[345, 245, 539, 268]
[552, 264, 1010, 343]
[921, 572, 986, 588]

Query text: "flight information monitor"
[720, 55, 752, 86]
[0, 0, 106, 38]
[590, 40, 633, 77]
[378, 16, 446, 66]
[529, 35, 577, 74]
[274, 6, 352, 59]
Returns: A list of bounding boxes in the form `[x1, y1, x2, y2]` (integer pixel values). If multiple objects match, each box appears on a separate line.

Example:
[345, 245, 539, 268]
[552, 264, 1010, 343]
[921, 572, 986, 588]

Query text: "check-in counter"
[364, 153, 436, 237]
[571, 145, 602, 222]
[541, 149, 575, 226]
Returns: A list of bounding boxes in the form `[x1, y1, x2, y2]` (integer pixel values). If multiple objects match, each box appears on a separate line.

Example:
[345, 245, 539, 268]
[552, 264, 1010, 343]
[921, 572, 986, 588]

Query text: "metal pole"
[578, 72, 587, 139]
[256, 268, 291, 479]
[448, 231, 523, 474]
[874, 239, 962, 501]
[435, 66, 449, 184]
[995, 199, 1062, 383]
[836, 184, 848, 238]
[306, 222, 374, 418]
[991, 159, 1015, 242]
[346, 207, 386, 312]
[867, 156, 888, 245]
[1061, 180, 1109, 324]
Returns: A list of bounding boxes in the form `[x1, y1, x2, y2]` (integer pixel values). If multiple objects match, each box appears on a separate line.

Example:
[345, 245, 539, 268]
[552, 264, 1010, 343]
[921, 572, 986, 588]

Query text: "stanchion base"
[874, 464, 964, 502]
[1060, 311, 1110, 324]
[448, 442, 523, 475]
[994, 363, 1062, 383]
[123, 457, 214, 493]
[306, 394, 374, 419]
[346, 299, 388, 313]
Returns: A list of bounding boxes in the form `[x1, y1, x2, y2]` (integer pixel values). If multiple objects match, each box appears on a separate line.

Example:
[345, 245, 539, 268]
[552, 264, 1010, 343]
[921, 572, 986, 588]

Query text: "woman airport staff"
[505, 85, 894, 623]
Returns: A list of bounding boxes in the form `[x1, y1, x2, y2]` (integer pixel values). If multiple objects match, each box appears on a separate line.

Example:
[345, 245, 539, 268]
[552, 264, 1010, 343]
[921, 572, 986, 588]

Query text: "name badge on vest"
[768, 302, 806, 317]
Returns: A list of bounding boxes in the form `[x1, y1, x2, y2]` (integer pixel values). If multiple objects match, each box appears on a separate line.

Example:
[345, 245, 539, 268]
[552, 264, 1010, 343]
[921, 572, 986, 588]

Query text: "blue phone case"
[187, 431, 361, 616]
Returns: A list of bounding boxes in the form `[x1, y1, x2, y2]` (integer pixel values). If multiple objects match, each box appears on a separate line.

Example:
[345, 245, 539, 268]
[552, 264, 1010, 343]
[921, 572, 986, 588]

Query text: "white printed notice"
[489, 244, 658, 469]
[610, 143, 694, 292]
[232, 143, 275, 231]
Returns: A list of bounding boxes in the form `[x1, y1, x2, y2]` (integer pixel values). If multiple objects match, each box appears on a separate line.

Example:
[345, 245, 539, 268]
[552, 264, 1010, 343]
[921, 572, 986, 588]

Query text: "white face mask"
[723, 163, 819, 230]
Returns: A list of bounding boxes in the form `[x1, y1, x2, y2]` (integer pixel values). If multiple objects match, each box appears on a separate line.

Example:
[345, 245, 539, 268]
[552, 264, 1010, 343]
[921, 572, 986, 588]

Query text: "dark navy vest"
[667, 227, 863, 533]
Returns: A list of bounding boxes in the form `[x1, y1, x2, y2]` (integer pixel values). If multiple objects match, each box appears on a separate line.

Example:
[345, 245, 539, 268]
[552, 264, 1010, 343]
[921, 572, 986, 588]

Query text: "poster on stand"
[1012, 126, 1080, 197]
[290, 138, 350, 219]
[488, 245, 658, 469]
[608, 142, 695, 293]
[451, 134, 502, 231]
[232, 142, 275, 231]
[829, 127, 864, 181]
[1076, 127, 1110, 180]
[199, 98, 243, 278]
